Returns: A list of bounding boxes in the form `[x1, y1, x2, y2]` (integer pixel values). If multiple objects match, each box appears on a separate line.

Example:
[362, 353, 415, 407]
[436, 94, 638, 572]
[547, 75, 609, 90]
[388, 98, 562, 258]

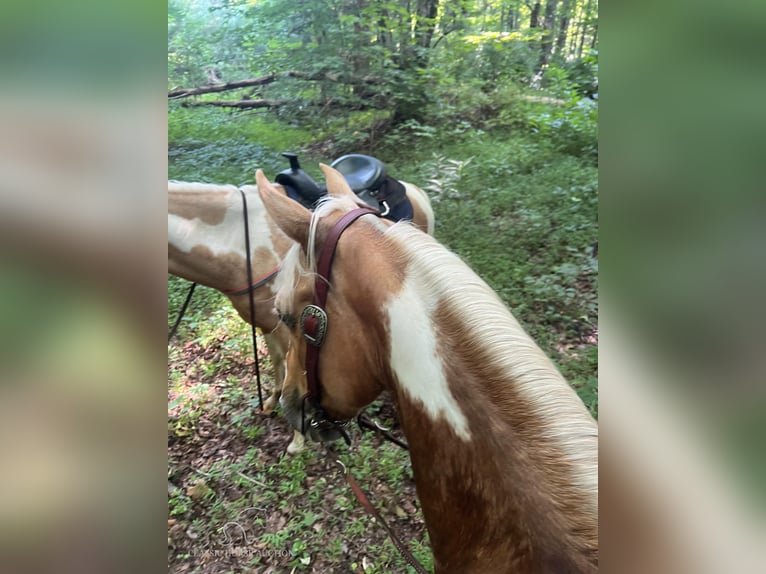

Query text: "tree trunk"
[388, 0, 439, 123]
[499, 3, 506, 31]
[538, 0, 559, 70]
[530, 1, 542, 28]
[555, 0, 572, 58]
[351, 0, 370, 74]
[590, 21, 598, 50]
[577, 0, 594, 58]
[415, 0, 439, 49]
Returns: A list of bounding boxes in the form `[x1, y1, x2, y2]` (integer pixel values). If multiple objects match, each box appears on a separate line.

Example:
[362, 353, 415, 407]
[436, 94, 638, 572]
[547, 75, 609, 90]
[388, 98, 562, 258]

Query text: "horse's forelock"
[306, 196, 359, 272]
[273, 243, 306, 314]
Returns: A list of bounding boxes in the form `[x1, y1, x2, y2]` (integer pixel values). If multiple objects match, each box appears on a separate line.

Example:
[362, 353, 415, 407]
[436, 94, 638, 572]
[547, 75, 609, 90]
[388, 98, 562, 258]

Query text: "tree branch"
[168, 75, 279, 99]
[179, 99, 290, 109]
[168, 71, 383, 99]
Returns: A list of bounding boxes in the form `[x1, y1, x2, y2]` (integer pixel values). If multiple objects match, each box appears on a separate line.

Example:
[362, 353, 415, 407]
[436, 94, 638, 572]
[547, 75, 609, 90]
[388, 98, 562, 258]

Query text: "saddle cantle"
[331, 154, 386, 192]
[275, 152, 414, 222]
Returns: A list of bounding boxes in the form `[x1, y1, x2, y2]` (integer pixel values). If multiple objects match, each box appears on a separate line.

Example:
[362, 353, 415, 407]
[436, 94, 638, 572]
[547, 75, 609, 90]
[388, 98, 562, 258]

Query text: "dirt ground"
[168, 337, 430, 574]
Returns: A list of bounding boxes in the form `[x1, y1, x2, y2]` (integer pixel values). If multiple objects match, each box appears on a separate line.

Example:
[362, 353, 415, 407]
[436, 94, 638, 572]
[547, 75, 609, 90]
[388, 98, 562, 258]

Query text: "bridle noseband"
[298, 205, 380, 439]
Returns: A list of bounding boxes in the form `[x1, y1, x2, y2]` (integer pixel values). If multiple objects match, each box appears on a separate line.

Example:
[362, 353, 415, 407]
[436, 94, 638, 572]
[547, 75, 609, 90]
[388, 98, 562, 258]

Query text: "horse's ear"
[320, 163, 358, 199]
[256, 169, 311, 250]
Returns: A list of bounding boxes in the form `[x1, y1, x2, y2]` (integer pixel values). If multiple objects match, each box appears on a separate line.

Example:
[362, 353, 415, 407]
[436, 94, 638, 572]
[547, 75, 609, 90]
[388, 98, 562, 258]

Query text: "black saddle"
[274, 152, 413, 222]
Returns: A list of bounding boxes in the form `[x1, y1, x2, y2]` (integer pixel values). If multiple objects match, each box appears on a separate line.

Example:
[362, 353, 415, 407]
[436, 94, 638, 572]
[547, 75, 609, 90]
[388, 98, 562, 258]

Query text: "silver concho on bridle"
[300, 304, 328, 346]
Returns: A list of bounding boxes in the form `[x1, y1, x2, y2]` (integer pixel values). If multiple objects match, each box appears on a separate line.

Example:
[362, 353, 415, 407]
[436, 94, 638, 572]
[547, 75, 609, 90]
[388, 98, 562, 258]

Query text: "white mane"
[384, 223, 599, 501]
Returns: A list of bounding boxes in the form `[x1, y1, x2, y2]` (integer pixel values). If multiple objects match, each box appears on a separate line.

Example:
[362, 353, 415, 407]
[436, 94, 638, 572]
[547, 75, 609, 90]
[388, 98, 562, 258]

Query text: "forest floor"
[168, 327, 431, 574]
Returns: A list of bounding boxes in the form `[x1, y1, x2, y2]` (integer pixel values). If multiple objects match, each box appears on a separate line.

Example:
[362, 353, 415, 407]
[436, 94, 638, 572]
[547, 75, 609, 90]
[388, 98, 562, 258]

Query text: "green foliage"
[452, 29, 543, 85]
[420, 153, 473, 203]
[168, 0, 254, 87]
[168, 0, 598, 131]
[167, 275, 229, 340]
[554, 49, 599, 99]
[169, 491, 193, 517]
[168, 107, 312, 183]
[530, 95, 598, 161]
[168, 382, 212, 436]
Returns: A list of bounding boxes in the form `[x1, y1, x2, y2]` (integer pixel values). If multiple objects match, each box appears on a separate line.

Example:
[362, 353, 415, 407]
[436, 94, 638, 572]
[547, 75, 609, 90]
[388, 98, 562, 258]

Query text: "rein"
[237, 188, 264, 410]
[168, 281, 197, 343]
[222, 266, 281, 296]
[325, 446, 429, 574]
[356, 413, 409, 451]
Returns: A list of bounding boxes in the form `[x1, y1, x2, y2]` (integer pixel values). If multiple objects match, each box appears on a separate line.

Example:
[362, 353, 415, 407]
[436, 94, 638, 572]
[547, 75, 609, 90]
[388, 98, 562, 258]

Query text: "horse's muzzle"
[307, 418, 348, 444]
[279, 394, 348, 444]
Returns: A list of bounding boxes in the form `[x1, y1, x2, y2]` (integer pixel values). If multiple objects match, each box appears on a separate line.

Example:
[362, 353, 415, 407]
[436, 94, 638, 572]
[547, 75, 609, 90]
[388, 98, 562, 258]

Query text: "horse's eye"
[277, 310, 296, 329]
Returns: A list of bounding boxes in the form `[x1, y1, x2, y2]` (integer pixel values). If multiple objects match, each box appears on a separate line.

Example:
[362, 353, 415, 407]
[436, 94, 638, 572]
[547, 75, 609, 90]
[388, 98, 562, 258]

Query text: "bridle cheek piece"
[298, 206, 379, 441]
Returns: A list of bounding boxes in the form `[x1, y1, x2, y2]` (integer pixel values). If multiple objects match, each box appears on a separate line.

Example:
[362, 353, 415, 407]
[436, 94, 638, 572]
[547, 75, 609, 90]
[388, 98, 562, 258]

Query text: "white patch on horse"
[387, 274, 472, 441]
[167, 185, 278, 261]
[167, 214, 196, 244]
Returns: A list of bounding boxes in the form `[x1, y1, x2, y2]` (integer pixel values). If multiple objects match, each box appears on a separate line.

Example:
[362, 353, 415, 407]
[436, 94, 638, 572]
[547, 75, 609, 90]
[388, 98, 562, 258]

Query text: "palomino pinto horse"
[168, 178, 434, 452]
[256, 165, 598, 573]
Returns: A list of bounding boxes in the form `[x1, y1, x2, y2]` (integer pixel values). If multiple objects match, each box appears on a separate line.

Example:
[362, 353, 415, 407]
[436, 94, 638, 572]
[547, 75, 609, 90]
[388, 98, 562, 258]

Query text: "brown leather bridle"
[298, 205, 379, 440]
[296, 205, 430, 574]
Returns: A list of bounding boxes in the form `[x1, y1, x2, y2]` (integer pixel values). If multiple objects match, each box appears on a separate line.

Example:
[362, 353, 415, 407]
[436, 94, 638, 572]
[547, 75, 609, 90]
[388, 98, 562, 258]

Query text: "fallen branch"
[169, 75, 281, 99]
[168, 70, 383, 99]
[180, 97, 383, 112]
[180, 99, 290, 109]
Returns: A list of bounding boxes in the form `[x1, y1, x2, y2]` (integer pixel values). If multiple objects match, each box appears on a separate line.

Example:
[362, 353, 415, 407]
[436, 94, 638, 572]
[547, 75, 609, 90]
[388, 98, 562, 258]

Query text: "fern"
[422, 153, 472, 203]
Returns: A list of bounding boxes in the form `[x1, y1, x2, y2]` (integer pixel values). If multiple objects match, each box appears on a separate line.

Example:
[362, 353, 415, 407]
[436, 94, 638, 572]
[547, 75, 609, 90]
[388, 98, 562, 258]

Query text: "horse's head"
[256, 166, 394, 443]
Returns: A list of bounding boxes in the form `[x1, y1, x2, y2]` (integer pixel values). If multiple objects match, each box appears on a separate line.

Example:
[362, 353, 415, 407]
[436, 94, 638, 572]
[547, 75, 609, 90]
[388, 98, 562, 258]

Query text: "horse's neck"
[392, 375, 597, 572]
[168, 184, 286, 291]
[381, 281, 598, 572]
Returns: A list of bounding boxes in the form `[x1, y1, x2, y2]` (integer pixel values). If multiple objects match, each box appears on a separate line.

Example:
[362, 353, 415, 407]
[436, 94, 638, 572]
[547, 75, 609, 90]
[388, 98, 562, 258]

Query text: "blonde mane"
[384, 222, 598, 500]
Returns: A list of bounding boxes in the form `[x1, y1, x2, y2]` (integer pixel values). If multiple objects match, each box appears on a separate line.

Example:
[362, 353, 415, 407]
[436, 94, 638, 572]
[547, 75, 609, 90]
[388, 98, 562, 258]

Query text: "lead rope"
[325, 447, 430, 574]
[168, 281, 197, 342]
[238, 188, 264, 410]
